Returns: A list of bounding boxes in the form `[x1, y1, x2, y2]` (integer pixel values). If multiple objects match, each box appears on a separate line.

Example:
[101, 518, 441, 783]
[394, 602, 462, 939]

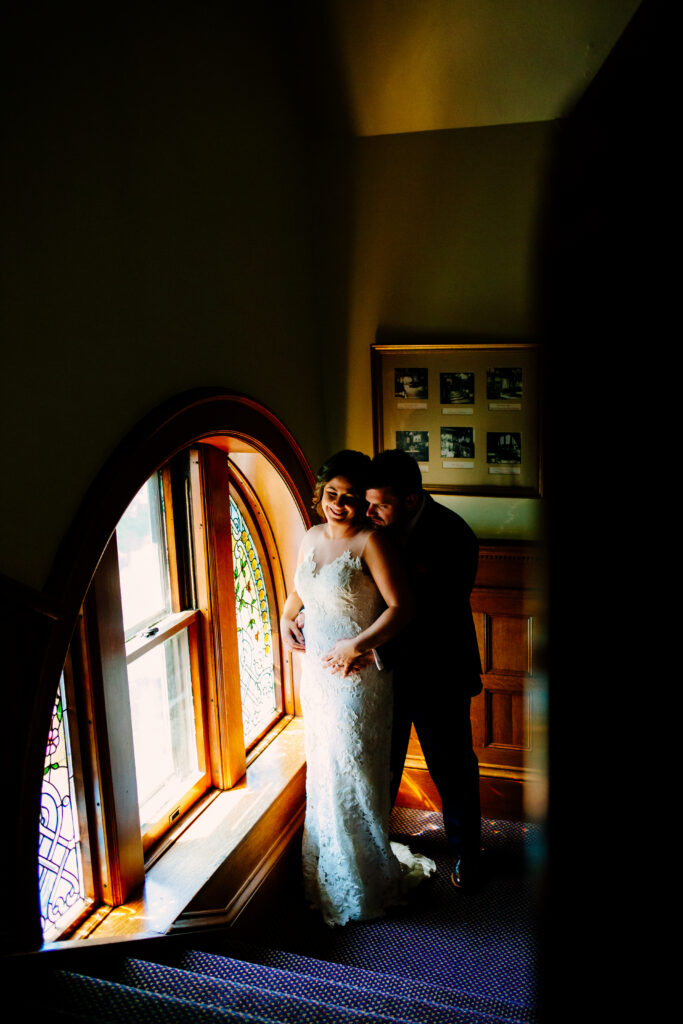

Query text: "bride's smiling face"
[321, 476, 362, 526]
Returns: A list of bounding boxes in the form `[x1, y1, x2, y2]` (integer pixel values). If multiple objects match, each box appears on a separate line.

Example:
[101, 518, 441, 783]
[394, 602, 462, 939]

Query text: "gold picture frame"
[371, 334, 541, 497]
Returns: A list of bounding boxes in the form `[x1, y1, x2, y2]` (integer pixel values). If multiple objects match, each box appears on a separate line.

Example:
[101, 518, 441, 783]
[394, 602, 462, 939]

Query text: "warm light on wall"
[328, 0, 640, 136]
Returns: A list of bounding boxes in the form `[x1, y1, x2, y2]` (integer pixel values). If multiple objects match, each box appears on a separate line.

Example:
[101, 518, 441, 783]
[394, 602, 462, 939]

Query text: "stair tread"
[44, 962, 460, 1024]
[177, 949, 533, 1024]
[188, 942, 536, 1021]
[37, 970, 276, 1023]
[121, 955, 510, 1024]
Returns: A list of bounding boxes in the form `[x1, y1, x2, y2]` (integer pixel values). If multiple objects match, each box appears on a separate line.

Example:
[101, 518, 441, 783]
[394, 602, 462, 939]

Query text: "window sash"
[123, 611, 210, 853]
[117, 473, 173, 641]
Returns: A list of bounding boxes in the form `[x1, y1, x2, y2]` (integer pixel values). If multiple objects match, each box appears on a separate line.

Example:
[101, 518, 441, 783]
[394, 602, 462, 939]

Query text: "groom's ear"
[403, 492, 421, 515]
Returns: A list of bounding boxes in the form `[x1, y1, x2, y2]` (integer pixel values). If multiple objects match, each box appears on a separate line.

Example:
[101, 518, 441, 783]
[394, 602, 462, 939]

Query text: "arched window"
[32, 392, 312, 943]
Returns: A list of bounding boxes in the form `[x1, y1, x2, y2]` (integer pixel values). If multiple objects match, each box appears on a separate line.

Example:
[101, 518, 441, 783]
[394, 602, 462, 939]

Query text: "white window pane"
[116, 476, 172, 638]
[127, 631, 199, 829]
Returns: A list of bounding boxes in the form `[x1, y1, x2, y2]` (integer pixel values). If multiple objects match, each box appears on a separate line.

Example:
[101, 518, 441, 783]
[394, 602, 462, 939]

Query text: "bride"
[280, 449, 435, 926]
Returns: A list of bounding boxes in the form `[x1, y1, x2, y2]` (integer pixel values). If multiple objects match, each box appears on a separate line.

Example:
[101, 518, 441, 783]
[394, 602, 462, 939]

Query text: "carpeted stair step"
[176, 947, 528, 1024]
[120, 953, 507, 1024]
[185, 942, 537, 1024]
[33, 960, 467, 1024]
[27, 968, 275, 1023]
[115, 956, 432, 1024]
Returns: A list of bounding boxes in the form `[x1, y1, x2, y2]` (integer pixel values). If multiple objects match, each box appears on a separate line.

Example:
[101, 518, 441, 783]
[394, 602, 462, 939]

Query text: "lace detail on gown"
[295, 541, 435, 926]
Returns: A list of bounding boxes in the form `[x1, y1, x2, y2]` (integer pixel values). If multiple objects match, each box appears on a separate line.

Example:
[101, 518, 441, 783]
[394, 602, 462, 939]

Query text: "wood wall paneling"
[396, 541, 545, 822]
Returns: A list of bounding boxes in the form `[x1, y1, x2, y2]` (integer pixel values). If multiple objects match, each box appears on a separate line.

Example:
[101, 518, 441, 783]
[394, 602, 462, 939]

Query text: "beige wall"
[320, 122, 551, 538]
[328, 0, 641, 135]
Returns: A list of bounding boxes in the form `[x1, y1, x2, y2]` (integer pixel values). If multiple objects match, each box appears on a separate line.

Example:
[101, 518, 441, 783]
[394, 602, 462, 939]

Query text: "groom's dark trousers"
[385, 493, 483, 860]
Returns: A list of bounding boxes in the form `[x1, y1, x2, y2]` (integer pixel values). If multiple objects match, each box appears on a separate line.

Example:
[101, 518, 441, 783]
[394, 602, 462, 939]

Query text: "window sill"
[51, 718, 306, 947]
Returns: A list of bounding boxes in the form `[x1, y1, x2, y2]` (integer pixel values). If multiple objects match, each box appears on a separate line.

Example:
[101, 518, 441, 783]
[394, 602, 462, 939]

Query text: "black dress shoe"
[450, 853, 485, 890]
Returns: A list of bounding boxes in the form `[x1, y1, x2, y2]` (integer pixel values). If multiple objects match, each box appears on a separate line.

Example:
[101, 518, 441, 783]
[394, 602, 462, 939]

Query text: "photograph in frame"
[440, 371, 474, 405]
[441, 426, 475, 459]
[396, 429, 429, 462]
[487, 367, 523, 403]
[486, 431, 522, 466]
[394, 368, 428, 401]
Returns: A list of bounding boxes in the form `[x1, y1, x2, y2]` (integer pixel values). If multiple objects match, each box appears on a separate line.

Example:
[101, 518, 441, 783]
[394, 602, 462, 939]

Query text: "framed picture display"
[371, 334, 541, 497]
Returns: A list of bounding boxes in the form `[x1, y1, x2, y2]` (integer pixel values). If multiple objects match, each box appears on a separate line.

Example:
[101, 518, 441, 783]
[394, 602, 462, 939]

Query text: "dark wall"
[1, 2, 332, 953]
[538, 1, 669, 1017]
[1, 5, 327, 592]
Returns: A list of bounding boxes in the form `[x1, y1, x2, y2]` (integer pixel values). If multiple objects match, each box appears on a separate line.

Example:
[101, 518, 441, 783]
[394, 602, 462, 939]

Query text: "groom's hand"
[323, 638, 362, 677]
[328, 650, 375, 677]
[281, 615, 306, 652]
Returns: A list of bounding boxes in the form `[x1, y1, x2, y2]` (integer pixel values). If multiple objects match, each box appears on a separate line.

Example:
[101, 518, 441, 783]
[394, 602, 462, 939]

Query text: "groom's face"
[365, 487, 404, 528]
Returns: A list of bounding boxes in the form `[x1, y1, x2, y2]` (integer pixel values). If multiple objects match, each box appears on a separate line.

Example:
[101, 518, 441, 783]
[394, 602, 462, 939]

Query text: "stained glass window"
[39, 675, 88, 940]
[230, 496, 278, 747]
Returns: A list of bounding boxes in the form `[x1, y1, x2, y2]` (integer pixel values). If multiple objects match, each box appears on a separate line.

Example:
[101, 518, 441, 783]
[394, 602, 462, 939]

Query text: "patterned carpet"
[14, 808, 543, 1022]
[218, 807, 543, 1018]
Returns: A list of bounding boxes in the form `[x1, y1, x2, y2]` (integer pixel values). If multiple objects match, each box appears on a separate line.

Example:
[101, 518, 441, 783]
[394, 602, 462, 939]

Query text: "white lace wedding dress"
[295, 529, 436, 926]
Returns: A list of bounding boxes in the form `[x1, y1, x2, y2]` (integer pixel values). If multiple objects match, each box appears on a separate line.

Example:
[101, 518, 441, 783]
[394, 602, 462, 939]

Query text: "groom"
[365, 449, 483, 889]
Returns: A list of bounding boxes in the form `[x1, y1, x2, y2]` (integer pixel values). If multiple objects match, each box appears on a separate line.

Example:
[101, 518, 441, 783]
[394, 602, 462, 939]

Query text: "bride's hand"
[323, 638, 362, 677]
[281, 615, 306, 652]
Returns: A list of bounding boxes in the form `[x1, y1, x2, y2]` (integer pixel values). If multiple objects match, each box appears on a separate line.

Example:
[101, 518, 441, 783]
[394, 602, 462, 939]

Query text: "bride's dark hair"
[312, 450, 372, 522]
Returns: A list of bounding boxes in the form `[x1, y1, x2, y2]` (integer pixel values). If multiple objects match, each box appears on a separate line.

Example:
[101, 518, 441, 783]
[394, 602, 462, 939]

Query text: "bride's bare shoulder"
[299, 523, 324, 550]
[361, 527, 399, 560]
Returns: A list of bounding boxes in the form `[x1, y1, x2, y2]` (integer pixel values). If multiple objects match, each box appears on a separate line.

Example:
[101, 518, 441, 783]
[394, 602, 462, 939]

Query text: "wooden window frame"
[191, 445, 247, 790]
[82, 534, 146, 903]
[67, 441, 303, 911]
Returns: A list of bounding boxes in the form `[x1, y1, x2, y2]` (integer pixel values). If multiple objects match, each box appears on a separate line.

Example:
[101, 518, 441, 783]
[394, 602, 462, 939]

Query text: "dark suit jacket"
[382, 493, 483, 698]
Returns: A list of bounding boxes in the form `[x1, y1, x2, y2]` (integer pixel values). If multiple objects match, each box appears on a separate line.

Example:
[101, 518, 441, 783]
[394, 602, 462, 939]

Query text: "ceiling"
[322, 0, 642, 136]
